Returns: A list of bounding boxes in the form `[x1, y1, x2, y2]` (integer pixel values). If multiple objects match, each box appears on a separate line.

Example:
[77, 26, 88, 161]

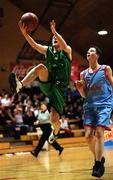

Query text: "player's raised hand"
[18, 20, 28, 35]
[50, 20, 56, 35]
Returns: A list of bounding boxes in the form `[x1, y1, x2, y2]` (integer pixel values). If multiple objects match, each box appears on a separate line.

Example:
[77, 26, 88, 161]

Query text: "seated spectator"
[34, 105, 39, 119]
[3, 107, 15, 137]
[0, 109, 6, 134]
[73, 116, 83, 129]
[0, 107, 16, 137]
[23, 108, 36, 132]
[25, 100, 34, 112]
[60, 115, 73, 137]
[1, 94, 11, 108]
[13, 104, 29, 139]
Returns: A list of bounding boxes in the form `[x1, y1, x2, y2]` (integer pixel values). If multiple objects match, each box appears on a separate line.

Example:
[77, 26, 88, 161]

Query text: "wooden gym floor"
[0, 146, 113, 180]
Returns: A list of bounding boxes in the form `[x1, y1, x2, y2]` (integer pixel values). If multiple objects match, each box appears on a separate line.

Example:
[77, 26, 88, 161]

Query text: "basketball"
[20, 12, 39, 32]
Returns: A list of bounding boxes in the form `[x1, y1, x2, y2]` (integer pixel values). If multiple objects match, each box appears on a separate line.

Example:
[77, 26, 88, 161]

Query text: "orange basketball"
[21, 12, 39, 32]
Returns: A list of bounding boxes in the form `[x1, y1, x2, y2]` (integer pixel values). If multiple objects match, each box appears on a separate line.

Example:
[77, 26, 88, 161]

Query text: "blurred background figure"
[60, 115, 73, 137]
[31, 103, 64, 157]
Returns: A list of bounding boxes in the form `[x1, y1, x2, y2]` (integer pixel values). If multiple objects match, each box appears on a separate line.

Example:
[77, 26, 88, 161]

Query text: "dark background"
[8, 0, 113, 67]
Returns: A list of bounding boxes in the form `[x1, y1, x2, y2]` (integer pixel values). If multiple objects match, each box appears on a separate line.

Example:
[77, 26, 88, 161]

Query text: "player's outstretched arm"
[18, 21, 47, 56]
[50, 20, 72, 60]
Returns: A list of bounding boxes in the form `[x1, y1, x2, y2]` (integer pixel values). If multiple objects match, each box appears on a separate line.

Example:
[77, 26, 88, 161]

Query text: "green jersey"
[39, 46, 72, 115]
[45, 46, 71, 89]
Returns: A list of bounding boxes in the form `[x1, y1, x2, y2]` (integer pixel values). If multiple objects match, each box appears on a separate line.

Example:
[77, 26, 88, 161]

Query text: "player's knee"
[95, 130, 104, 139]
[51, 115, 58, 123]
[95, 127, 104, 139]
[85, 133, 93, 142]
[35, 63, 45, 71]
[35, 64, 48, 80]
[50, 108, 60, 123]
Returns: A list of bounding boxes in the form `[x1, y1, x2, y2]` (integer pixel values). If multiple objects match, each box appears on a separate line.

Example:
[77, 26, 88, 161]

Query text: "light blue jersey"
[83, 65, 113, 128]
[83, 65, 113, 110]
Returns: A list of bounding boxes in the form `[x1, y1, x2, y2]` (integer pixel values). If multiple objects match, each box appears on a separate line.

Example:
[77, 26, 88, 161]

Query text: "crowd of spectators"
[0, 83, 84, 139]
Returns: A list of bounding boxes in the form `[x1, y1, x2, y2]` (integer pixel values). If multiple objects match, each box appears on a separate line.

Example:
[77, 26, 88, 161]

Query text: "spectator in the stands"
[3, 107, 15, 137]
[1, 94, 11, 108]
[13, 104, 28, 139]
[34, 105, 40, 119]
[25, 100, 34, 112]
[0, 109, 6, 134]
[23, 108, 36, 132]
[60, 115, 72, 137]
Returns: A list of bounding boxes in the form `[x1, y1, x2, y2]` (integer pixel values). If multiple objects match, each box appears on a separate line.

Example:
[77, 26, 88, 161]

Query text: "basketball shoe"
[9, 73, 22, 94]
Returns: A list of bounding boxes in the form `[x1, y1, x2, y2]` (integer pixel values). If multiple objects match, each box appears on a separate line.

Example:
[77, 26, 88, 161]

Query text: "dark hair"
[90, 46, 102, 58]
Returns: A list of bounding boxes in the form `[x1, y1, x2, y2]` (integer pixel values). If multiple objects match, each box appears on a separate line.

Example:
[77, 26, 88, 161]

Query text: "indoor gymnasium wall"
[0, 0, 51, 90]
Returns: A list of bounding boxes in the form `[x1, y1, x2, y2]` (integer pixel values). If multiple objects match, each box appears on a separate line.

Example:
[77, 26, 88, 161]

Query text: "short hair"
[90, 46, 102, 58]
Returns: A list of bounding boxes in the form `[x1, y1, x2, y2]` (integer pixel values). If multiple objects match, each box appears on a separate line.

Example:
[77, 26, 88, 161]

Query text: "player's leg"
[51, 141, 64, 155]
[84, 108, 96, 156]
[95, 126, 104, 161]
[46, 124, 64, 155]
[92, 106, 112, 177]
[49, 107, 61, 143]
[84, 109, 102, 177]
[85, 126, 95, 156]
[9, 63, 48, 93]
[31, 124, 51, 157]
[22, 63, 48, 86]
[92, 126, 105, 177]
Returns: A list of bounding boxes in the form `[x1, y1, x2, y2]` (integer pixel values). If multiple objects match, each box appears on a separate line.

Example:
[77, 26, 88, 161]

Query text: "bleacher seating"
[0, 129, 86, 154]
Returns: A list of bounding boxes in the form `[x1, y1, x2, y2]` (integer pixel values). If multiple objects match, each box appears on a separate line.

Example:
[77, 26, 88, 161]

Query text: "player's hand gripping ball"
[21, 12, 39, 33]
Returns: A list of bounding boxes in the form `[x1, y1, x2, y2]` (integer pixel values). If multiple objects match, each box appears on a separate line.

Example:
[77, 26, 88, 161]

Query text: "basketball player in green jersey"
[9, 20, 72, 143]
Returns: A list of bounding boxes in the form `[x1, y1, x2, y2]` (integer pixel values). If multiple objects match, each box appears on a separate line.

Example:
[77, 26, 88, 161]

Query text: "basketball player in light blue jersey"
[76, 46, 113, 178]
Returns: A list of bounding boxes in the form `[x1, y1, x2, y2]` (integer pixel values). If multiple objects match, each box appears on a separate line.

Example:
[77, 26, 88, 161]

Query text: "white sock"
[16, 78, 22, 93]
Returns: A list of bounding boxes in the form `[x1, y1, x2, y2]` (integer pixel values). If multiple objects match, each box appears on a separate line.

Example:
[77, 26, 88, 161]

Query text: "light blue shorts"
[83, 106, 112, 129]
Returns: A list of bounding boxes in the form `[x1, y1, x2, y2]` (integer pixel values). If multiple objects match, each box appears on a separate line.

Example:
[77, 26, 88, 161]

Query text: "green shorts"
[39, 80, 66, 116]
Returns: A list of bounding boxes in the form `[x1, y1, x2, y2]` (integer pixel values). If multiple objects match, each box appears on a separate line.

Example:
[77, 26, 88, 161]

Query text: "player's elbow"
[63, 45, 71, 53]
